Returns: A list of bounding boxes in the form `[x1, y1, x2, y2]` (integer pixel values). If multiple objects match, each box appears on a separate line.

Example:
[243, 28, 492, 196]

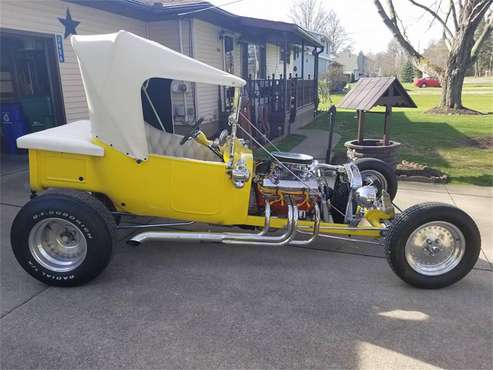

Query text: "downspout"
[178, 17, 189, 123]
[301, 39, 305, 79]
[312, 46, 323, 113]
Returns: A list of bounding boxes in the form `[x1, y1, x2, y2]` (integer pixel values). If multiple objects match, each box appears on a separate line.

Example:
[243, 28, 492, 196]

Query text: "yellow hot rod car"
[12, 31, 480, 289]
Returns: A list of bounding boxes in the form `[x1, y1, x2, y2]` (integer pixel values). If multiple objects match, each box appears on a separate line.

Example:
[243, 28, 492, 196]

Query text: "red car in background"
[415, 77, 441, 88]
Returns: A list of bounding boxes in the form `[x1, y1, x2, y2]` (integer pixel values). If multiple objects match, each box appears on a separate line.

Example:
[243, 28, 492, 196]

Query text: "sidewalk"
[290, 127, 341, 162]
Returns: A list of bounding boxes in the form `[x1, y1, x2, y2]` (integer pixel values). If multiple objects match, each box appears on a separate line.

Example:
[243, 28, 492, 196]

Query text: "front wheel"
[10, 189, 116, 286]
[385, 203, 480, 289]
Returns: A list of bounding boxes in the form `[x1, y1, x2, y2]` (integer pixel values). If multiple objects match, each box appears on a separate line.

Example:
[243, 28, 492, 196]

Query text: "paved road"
[1, 163, 492, 369]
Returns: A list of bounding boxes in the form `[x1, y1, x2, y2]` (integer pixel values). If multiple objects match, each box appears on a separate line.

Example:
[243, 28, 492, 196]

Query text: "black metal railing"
[246, 74, 315, 111]
[244, 74, 315, 139]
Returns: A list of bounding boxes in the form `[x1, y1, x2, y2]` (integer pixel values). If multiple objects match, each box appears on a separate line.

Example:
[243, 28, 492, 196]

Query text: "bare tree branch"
[470, 13, 493, 64]
[408, 0, 454, 39]
[374, 0, 444, 75]
[470, 0, 492, 25]
[449, 0, 460, 30]
[289, 0, 330, 34]
[289, 0, 351, 56]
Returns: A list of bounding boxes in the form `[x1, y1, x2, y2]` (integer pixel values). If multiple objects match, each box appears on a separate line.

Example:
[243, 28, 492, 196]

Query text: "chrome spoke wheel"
[360, 169, 388, 193]
[28, 218, 87, 273]
[405, 221, 466, 276]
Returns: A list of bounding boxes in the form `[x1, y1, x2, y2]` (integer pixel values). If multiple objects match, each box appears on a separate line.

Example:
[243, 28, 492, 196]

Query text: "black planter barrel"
[345, 139, 401, 168]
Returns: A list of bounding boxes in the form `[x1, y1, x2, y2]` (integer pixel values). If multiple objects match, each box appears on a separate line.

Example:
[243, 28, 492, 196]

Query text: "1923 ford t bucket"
[11, 31, 481, 288]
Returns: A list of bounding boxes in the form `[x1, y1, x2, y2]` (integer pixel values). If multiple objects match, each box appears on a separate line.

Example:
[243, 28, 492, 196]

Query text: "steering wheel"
[180, 118, 204, 145]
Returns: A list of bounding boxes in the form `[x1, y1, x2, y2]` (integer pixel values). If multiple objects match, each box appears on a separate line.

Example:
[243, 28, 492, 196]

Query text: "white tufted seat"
[145, 123, 222, 162]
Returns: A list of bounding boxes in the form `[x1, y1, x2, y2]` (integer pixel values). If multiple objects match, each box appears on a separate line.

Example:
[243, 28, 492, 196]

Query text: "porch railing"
[246, 74, 315, 111]
[244, 74, 315, 139]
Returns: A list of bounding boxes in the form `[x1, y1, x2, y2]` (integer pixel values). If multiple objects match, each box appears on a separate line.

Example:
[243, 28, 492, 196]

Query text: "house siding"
[0, 0, 147, 123]
[192, 19, 224, 123]
[148, 19, 195, 125]
[265, 43, 297, 78]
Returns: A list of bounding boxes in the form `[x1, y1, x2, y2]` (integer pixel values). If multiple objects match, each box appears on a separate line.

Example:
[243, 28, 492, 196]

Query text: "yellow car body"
[11, 31, 480, 289]
[26, 138, 383, 238]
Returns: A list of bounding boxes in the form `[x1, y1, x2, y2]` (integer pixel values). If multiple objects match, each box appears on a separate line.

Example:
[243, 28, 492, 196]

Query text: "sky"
[210, 0, 444, 54]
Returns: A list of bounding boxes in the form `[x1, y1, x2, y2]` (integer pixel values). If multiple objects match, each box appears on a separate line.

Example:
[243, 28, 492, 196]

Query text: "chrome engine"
[262, 152, 319, 193]
[254, 151, 388, 224]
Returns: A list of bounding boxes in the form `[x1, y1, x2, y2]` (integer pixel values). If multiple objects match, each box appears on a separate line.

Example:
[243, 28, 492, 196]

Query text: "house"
[298, 32, 331, 79]
[335, 50, 370, 82]
[0, 0, 322, 147]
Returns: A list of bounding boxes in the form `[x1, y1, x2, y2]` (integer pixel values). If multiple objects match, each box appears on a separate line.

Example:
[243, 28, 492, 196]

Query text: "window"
[279, 45, 291, 64]
[141, 78, 173, 133]
[224, 35, 234, 74]
[247, 44, 266, 79]
[292, 46, 300, 61]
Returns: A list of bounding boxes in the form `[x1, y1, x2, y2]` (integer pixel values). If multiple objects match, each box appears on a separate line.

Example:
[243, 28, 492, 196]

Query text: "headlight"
[355, 185, 378, 208]
[231, 159, 250, 188]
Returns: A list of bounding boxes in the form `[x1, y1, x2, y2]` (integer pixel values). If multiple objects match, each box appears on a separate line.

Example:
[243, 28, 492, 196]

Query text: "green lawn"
[312, 78, 493, 186]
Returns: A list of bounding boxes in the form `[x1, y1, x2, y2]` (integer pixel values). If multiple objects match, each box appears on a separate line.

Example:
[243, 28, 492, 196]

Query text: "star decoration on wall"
[58, 8, 80, 39]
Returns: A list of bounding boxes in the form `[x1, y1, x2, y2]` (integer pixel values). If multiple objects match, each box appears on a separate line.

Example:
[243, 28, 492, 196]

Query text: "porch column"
[283, 33, 289, 134]
[301, 39, 305, 108]
[383, 105, 392, 145]
[357, 110, 365, 145]
[312, 47, 322, 112]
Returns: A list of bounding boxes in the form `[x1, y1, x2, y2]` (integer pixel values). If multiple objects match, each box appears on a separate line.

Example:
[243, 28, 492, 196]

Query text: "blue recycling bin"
[1, 103, 29, 154]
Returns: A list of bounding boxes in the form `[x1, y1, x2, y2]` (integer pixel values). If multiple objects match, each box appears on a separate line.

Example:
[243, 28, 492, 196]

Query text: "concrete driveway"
[1, 161, 492, 369]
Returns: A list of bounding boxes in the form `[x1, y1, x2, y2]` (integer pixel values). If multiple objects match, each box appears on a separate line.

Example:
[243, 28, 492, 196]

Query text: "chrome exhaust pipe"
[128, 202, 299, 247]
[289, 203, 320, 246]
[223, 205, 298, 246]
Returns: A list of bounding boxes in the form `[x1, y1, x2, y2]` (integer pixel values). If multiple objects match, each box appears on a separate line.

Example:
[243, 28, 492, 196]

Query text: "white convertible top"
[68, 31, 245, 160]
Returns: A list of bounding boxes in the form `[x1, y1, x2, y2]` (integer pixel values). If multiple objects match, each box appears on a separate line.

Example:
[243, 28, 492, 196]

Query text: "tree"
[289, 0, 330, 34]
[289, 0, 351, 56]
[423, 39, 449, 69]
[400, 60, 415, 82]
[324, 9, 352, 56]
[370, 39, 408, 76]
[374, 0, 493, 112]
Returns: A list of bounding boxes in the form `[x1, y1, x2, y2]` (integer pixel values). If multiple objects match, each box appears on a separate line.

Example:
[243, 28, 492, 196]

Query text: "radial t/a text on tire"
[10, 189, 116, 287]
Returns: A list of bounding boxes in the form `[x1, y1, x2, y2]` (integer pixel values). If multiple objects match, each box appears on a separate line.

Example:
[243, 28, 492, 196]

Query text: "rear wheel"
[11, 189, 116, 286]
[420, 83, 427, 88]
[385, 203, 480, 289]
[356, 158, 398, 200]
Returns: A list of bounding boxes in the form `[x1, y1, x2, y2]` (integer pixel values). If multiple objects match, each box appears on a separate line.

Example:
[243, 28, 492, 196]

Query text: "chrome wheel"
[405, 221, 466, 276]
[28, 218, 87, 273]
[361, 169, 388, 193]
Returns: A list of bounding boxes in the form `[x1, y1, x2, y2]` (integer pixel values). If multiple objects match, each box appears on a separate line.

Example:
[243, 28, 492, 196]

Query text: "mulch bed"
[396, 160, 448, 183]
[469, 136, 493, 149]
[426, 106, 485, 115]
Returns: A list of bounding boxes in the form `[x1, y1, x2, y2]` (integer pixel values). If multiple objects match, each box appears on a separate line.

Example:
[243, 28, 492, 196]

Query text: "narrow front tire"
[385, 203, 480, 289]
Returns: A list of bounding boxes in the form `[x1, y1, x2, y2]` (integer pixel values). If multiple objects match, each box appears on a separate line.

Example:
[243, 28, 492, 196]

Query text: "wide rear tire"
[385, 203, 480, 289]
[356, 158, 398, 200]
[11, 189, 116, 287]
